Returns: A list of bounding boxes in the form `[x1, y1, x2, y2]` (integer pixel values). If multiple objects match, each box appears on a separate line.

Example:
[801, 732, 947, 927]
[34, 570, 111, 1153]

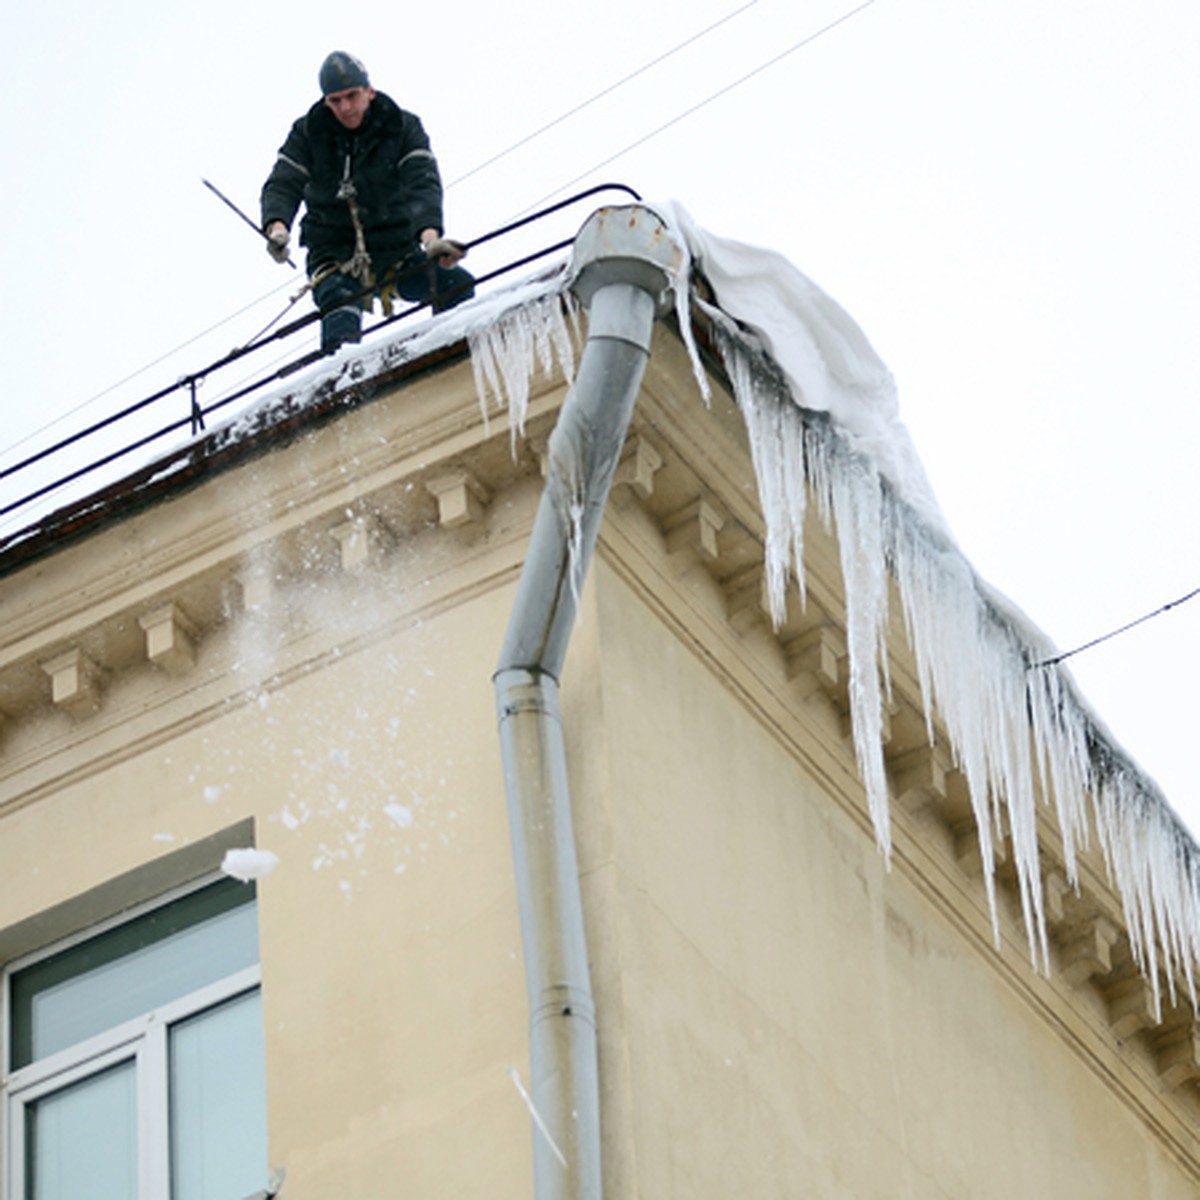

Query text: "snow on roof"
[0, 262, 579, 555]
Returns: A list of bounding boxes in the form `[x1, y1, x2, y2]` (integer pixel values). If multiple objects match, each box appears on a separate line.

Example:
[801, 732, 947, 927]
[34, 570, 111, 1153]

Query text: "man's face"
[325, 85, 375, 130]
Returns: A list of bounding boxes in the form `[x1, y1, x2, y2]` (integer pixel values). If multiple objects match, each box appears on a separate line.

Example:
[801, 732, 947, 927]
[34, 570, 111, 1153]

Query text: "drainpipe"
[494, 206, 680, 1200]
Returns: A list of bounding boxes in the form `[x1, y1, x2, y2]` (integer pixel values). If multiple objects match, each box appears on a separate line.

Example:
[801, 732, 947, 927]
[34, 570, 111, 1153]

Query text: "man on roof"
[261, 51, 474, 351]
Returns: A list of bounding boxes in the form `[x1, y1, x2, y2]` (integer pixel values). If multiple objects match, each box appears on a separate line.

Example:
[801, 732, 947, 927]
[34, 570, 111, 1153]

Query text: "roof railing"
[0, 183, 642, 528]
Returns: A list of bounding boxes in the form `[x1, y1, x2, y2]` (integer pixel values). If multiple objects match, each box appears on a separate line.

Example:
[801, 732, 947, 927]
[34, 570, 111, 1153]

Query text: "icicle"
[647, 199, 712, 407]
[705, 307, 810, 625]
[507, 1068, 568, 1169]
[668, 263, 712, 408]
[829, 450, 893, 858]
[710, 298, 1200, 995]
[712, 316, 890, 858]
[467, 286, 579, 450]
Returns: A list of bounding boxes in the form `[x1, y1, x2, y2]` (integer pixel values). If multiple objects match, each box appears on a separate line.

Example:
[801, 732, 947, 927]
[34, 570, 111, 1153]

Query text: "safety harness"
[306, 153, 425, 317]
[260, 150, 444, 346]
[335, 156, 373, 287]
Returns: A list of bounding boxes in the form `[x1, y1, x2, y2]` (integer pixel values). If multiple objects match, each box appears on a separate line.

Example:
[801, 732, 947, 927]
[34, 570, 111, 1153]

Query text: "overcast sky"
[3, 0, 1198, 834]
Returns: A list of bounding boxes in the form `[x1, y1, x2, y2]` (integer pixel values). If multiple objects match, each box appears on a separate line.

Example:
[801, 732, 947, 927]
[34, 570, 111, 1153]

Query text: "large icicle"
[468, 283, 580, 445]
[671, 202, 1200, 1002]
[704, 303, 1200, 991]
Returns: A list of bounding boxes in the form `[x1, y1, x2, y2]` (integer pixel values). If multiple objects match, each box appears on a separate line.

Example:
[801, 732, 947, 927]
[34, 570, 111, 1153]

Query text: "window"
[4, 878, 269, 1200]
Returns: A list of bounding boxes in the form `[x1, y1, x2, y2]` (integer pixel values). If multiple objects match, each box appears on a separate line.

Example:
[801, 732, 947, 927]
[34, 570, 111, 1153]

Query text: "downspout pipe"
[494, 206, 680, 1200]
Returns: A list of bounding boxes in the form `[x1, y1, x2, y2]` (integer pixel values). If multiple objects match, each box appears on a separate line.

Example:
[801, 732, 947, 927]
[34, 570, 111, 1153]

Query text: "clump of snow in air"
[384, 803, 414, 828]
[464, 198, 1200, 1011]
[221, 847, 280, 883]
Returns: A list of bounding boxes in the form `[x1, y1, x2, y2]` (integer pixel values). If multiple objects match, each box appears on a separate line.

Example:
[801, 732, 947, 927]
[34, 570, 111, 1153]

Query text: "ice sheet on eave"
[466, 198, 1200, 1013]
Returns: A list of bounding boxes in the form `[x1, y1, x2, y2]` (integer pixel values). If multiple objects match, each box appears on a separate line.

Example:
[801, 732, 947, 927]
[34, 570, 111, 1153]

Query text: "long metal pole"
[201, 177, 298, 269]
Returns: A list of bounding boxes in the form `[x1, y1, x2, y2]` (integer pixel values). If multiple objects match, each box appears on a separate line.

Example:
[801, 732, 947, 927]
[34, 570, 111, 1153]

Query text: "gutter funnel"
[495, 205, 680, 1200]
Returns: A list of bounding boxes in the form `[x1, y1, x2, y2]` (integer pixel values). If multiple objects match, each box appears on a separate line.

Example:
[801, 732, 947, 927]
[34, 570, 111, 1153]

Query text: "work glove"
[266, 223, 291, 264]
[422, 236, 467, 266]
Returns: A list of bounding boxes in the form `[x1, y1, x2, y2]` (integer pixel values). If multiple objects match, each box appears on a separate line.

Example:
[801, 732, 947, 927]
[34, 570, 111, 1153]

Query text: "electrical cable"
[517, 0, 878, 214]
[1033, 586, 1200, 669]
[0, 276, 295, 465]
[445, 0, 759, 189]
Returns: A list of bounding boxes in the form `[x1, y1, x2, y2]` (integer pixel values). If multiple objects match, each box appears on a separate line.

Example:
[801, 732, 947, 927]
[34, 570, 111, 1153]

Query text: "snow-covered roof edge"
[206, 262, 582, 456]
[464, 199, 1200, 1013]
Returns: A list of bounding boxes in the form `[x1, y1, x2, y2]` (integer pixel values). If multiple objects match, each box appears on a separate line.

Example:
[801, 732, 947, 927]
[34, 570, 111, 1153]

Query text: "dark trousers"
[312, 257, 476, 351]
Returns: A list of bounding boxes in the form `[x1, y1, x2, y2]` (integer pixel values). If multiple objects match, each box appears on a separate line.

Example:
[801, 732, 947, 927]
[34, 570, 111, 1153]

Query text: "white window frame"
[1, 876, 262, 1200]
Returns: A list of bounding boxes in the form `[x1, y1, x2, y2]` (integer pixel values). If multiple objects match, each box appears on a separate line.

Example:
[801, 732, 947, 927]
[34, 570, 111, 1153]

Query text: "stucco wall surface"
[571, 558, 1199, 1199]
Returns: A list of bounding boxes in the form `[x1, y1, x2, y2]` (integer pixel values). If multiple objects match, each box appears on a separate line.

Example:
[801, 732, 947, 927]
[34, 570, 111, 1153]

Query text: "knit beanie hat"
[319, 52, 370, 96]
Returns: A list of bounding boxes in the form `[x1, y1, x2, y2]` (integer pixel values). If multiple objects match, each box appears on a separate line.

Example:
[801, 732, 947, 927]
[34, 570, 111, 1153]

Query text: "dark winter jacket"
[260, 92, 445, 272]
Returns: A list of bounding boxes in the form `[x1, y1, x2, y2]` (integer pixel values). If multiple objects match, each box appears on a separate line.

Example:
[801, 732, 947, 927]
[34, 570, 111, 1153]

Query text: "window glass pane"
[169, 989, 269, 1200]
[11, 880, 258, 1069]
[26, 1059, 137, 1200]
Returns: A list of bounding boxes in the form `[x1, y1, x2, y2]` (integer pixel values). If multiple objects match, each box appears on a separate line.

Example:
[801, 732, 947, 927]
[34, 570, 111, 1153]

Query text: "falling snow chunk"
[508, 1067, 567, 1170]
[385, 803, 414, 828]
[461, 198, 1200, 1008]
[203, 785, 222, 804]
[221, 847, 280, 882]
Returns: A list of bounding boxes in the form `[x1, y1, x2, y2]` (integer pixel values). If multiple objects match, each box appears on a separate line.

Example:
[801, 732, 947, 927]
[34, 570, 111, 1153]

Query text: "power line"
[0, 277, 295, 465]
[517, 0, 878, 214]
[445, 0, 759, 190]
[1033, 586, 1200, 669]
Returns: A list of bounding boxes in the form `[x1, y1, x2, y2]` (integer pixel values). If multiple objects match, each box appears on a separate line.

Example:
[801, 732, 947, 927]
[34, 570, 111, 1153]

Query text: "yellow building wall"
[569, 557, 1199, 1199]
